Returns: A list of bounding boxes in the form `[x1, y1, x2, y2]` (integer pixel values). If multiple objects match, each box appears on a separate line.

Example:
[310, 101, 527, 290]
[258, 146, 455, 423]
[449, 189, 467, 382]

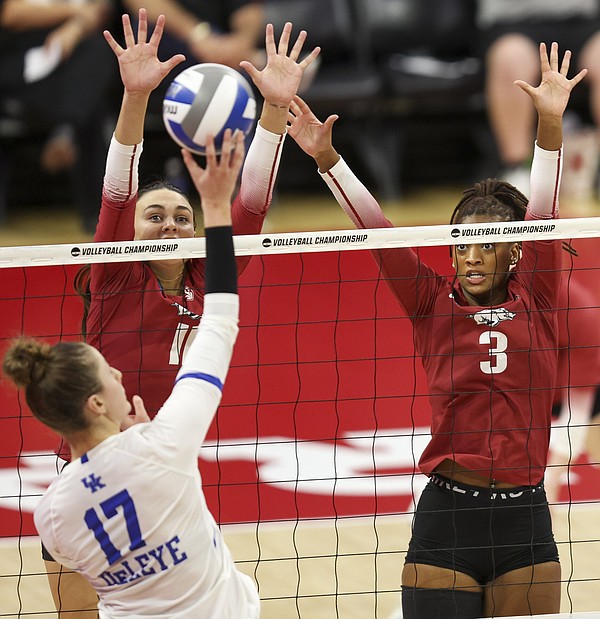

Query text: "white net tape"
[0, 217, 598, 267]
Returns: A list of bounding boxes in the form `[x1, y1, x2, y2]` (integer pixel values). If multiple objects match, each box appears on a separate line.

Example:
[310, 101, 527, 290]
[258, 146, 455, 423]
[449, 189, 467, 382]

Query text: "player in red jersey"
[288, 43, 586, 618]
[46, 10, 319, 616]
[74, 14, 319, 419]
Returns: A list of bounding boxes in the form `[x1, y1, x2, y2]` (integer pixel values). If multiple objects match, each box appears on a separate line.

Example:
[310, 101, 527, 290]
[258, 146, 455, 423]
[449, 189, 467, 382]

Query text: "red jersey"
[86, 126, 283, 417]
[320, 145, 562, 485]
[378, 240, 560, 485]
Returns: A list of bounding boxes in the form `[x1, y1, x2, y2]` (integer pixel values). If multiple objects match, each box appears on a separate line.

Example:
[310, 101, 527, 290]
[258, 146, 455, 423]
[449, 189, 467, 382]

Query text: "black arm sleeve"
[204, 225, 238, 294]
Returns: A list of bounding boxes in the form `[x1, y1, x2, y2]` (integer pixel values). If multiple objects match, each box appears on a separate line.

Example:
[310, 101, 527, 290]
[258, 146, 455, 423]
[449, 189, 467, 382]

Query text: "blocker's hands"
[103, 8, 185, 96]
[240, 22, 320, 108]
[514, 41, 587, 119]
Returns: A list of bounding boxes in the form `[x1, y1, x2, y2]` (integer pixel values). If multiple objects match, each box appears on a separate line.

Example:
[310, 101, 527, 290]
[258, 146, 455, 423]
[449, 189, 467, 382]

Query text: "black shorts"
[41, 540, 56, 562]
[41, 457, 69, 563]
[405, 474, 559, 584]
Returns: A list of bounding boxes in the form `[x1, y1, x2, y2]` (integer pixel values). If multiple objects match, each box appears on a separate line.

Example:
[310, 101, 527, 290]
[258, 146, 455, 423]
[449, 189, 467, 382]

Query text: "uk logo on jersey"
[81, 473, 106, 493]
[468, 307, 516, 327]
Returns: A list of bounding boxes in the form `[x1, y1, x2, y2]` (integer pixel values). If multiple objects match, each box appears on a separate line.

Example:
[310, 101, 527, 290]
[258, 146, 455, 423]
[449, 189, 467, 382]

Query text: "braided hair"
[450, 178, 576, 256]
[450, 179, 528, 225]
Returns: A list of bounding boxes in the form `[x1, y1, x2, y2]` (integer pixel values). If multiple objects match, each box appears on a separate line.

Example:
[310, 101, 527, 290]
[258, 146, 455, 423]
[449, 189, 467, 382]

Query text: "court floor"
[1, 504, 599, 619]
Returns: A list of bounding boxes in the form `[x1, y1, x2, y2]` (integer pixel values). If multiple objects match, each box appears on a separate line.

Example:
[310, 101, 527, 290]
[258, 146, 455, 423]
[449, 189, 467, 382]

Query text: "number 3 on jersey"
[479, 330, 508, 374]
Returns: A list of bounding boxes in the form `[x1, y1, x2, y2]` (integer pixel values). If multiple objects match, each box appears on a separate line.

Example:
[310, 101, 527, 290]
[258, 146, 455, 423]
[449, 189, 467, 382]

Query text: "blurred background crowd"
[1, 0, 600, 240]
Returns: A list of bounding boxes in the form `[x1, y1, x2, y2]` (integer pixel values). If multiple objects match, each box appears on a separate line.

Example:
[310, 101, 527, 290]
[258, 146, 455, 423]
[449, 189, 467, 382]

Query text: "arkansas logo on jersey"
[468, 307, 516, 327]
[172, 301, 200, 320]
[184, 286, 194, 301]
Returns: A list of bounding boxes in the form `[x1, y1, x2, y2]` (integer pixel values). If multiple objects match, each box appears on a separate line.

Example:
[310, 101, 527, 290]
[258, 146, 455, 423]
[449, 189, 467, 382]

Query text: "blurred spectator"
[475, 0, 600, 195]
[122, 0, 265, 102]
[0, 0, 117, 232]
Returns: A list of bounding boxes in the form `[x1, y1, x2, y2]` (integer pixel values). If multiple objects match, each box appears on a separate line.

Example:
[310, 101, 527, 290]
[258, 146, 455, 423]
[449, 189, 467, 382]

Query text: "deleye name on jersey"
[99, 535, 188, 586]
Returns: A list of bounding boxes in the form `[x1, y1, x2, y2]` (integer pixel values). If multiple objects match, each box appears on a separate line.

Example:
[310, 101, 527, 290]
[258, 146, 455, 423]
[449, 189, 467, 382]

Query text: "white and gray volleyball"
[162, 63, 257, 155]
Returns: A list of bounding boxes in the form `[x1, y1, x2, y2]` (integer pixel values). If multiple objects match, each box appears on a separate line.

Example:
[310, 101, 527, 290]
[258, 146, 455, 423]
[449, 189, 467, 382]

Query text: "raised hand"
[515, 42, 587, 119]
[103, 9, 185, 96]
[288, 95, 338, 159]
[181, 130, 246, 228]
[240, 22, 320, 108]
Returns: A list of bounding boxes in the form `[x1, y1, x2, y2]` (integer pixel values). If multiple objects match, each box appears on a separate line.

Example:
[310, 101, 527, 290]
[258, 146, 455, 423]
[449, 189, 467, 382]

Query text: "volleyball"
[162, 63, 257, 155]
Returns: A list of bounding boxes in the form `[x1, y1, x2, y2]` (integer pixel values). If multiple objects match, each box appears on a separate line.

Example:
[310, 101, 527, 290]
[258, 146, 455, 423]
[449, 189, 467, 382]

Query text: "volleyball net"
[1, 220, 600, 618]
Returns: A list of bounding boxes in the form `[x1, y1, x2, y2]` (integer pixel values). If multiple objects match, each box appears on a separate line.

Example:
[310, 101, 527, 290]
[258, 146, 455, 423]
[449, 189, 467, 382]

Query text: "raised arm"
[517, 42, 586, 152]
[287, 95, 435, 317]
[104, 9, 185, 146]
[241, 22, 320, 135]
[95, 9, 184, 242]
[228, 23, 321, 231]
[288, 95, 392, 230]
[154, 130, 245, 453]
[515, 42, 587, 220]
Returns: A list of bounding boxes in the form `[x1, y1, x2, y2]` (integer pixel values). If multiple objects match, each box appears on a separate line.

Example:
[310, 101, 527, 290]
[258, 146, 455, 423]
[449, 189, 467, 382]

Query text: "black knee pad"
[402, 585, 483, 619]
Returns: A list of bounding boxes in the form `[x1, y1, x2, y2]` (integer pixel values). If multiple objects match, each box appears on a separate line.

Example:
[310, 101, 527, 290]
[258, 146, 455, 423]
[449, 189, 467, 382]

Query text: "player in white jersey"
[3, 123, 254, 619]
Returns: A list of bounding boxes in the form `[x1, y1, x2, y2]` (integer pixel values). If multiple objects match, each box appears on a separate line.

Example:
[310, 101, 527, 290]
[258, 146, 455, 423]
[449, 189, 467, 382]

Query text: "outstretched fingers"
[569, 67, 588, 88]
[231, 131, 246, 171]
[299, 45, 321, 70]
[135, 8, 148, 44]
[122, 12, 136, 48]
[548, 41, 559, 72]
[323, 113, 339, 130]
[216, 130, 245, 170]
[104, 9, 148, 54]
[182, 131, 245, 207]
[264, 22, 276, 57]
[281, 24, 319, 66]
[544, 41, 588, 90]
[513, 79, 533, 97]
[277, 21, 292, 56]
[218, 130, 234, 166]
[538, 42, 550, 74]
[288, 29, 307, 62]
[559, 48, 572, 77]
[148, 13, 166, 49]
[204, 133, 218, 171]
[292, 94, 310, 113]
[103, 28, 123, 56]
[162, 51, 186, 75]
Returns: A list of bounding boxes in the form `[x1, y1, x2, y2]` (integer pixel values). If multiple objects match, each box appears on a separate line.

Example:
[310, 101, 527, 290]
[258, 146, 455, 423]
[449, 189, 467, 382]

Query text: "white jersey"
[34, 294, 259, 619]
